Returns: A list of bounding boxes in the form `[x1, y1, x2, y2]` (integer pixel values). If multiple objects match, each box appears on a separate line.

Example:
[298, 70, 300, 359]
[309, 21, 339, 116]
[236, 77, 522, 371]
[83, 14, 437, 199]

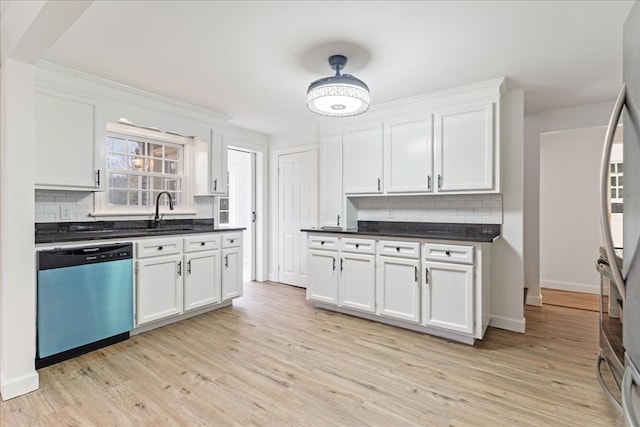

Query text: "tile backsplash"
[35, 190, 215, 222]
[354, 194, 502, 224]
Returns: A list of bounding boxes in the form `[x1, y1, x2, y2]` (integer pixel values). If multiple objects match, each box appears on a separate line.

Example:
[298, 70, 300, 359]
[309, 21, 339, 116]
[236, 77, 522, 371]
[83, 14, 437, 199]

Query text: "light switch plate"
[60, 206, 72, 220]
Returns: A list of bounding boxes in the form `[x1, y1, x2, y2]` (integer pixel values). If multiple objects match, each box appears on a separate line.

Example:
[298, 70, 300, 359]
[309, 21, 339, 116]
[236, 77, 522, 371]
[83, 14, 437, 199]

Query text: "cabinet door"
[320, 130, 343, 227]
[434, 103, 494, 192]
[423, 261, 474, 334]
[376, 257, 420, 323]
[384, 115, 433, 193]
[194, 127, 228, 196]
[222, 247, 243, 300]
[184, 251, 221, 311]
[343, 123, 383, 194]
[35, 88, 102, 190]
[340, 253, 376, 313]
[136, 255, 183, 325]
[308, 249, 339, 304]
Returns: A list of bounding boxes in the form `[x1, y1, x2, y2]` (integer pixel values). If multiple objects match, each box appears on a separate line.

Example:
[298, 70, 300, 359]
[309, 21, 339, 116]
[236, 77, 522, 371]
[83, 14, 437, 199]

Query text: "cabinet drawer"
[341, 237, 375, 254]
[184, 234, 221, 253]
[423, 243, 474, 264]
[378, 240, 420, 259]
[136, 237, 182, 259]
[308, 235, 339, 250]
[221, 233, 242, 248]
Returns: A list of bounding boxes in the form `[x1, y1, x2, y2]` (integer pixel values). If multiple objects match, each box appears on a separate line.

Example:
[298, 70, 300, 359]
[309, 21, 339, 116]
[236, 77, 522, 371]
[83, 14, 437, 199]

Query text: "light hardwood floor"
[541, 288, 602, 312]
[1, 281, 622, 426]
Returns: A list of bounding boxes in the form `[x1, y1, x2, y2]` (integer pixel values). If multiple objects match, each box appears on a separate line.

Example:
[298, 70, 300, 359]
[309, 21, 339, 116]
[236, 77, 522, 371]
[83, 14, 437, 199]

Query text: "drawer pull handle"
[340, 258, 344, 272]
[158, 246, 163, 251]
[425, 268, 429, 284]
[332, 257, 336, 271]
[201, 242, 206, 246]
[355, 244, 360, 249]
[445, 251, 451, 256]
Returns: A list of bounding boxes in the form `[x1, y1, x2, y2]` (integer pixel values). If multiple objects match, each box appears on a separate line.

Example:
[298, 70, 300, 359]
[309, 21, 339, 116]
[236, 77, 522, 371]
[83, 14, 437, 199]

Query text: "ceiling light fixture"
[306, 54, 370, 117]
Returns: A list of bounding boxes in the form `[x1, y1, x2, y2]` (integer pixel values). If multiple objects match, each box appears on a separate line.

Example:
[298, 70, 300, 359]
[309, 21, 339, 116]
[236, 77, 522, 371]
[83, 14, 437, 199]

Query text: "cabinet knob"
[230, 239, 235, 243]
[396, 247, 400, 252]
[201, 242, 206, 246]
[445, 251, 451, 256]
[158, 246, 163, 251]
[355, 244, 360, 248]
[321, 241, 325, 245]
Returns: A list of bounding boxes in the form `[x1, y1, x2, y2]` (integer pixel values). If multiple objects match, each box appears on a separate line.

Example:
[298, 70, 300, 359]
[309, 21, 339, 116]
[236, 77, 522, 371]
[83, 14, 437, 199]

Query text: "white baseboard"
[526, 293, 542, 307]
[540, 279, 599, 295]
[489, 315, 526, 333]
[1, 371, 39, 401]
[267, 273, 278, 282]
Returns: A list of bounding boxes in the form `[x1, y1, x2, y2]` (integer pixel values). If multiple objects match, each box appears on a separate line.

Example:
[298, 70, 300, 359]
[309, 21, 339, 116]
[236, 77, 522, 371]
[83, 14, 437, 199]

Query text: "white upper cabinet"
[194, 127, 228, 196]
[35, 87, 103, 191]
[383, 114, 433, 193]
[320, 130, 344, 227]
[343, 122, 384, 194]
[434, 103, 495, 192]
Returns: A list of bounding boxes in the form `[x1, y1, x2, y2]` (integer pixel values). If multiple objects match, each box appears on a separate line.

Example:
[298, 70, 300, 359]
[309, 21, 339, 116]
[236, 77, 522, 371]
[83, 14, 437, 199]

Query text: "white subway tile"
[482, 200, 501, 208]
[491, 207, 503, 216]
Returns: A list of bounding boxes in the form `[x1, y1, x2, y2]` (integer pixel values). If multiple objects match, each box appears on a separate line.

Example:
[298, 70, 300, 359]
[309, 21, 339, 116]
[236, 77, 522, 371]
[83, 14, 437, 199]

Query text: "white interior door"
[278, 150, 318, 287]
[227, 149, 256, 282]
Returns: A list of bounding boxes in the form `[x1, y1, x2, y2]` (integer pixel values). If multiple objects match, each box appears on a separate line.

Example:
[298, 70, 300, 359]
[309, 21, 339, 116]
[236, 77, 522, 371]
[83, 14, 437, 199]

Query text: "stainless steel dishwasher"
[36, 242, 134, 368]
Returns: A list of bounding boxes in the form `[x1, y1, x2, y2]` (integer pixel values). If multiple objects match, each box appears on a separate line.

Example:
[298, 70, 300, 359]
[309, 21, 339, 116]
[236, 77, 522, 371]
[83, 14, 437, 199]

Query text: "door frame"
[269, 144, 319, 283]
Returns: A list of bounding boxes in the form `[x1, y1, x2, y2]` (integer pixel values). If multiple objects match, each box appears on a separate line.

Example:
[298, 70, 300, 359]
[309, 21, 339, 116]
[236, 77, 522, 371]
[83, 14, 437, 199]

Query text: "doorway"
[226, 148, 256, 282]
[277, 150, 318, 287]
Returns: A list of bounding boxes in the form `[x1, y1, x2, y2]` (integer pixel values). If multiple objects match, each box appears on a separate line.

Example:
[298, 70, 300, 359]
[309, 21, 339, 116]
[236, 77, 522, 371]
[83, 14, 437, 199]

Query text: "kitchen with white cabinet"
[2, 1, 629, 425]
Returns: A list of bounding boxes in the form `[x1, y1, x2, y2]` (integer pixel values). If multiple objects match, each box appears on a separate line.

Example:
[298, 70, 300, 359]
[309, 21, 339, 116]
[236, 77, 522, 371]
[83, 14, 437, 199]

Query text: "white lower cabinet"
[376, 255, 421, 323]
[135, 232, 243, 328]
[306, 233, 491, 344]
[307, 236, 376, 312]
[340, 252, 376, 313]
[308, 249, 339, 304]
[136, 254, 184, 325]
[184, 251, 221, 311]
[423, 261, 474, 334]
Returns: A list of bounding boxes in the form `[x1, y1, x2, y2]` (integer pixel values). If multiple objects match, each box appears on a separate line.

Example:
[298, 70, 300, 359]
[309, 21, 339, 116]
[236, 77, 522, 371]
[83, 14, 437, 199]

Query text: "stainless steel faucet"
[154, 191, 174, 228]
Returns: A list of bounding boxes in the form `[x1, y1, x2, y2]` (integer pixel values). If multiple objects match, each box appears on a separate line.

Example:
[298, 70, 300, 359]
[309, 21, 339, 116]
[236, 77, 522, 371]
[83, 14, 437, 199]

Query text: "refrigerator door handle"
[600, 82, 627, 303]
[622, 363, 640, 427]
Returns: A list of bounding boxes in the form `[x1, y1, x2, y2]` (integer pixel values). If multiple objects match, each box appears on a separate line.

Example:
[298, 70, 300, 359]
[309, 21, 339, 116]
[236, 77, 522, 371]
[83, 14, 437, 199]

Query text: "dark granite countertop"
[36, 219, 245, 244]
[301, 221, 501, 243]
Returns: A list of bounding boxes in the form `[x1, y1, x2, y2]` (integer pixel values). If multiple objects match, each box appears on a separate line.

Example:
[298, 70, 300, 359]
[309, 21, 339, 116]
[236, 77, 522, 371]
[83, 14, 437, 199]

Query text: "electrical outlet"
[60, 206, 73, 220]
[387, 209, 394, 218]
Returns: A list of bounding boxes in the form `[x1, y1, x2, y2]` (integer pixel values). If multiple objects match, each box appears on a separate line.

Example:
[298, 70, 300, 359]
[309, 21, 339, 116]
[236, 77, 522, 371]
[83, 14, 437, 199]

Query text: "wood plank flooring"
[1, 281, 622, 426]
[542, 288, 602, 312]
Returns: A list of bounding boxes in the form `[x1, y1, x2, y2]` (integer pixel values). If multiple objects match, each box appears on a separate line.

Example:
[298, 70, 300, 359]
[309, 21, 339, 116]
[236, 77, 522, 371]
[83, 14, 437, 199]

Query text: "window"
[610, 161, 623, 213]
[219, 197, 230, 225]
[97, 123, 193, 215]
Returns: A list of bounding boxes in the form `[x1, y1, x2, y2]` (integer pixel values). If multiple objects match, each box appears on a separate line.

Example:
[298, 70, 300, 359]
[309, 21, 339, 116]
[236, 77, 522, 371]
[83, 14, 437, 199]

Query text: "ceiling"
[42, 1, 634, 137]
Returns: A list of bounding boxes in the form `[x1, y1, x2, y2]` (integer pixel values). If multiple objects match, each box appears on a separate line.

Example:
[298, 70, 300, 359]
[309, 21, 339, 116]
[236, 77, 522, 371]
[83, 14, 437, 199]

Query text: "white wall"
[540, 127, 604, 294]
[0, 0, 93, 401]
[490, 87, 525, 333]
[524, 101, 615, 306]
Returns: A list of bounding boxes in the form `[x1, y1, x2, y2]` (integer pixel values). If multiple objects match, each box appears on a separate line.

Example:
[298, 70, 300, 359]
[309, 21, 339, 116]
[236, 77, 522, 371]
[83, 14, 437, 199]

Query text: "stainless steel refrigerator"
[597, 2, 640, 424]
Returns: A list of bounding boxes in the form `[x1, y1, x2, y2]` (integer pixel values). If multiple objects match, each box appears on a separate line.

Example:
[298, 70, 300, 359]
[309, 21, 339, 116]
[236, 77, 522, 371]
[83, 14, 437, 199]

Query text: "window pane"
[612, 203, 624, 213]
[165, 146, 179, 160]
[611, 189, 617, 199]
[107, 154, 127, 170]
[220, 212, 229, 224]
[619, 176, 623, 186]
[107, 137, 127, 153]
[220, 198, 229, 210]
[611, 164, 616, 173]
[165, 160, 179, 174]
[611, 176, 616, 187]
[109, 190, 128, 206]
[128, 191, 140, 206]
[618, 163, 623, 173]
[153, 177, 163, 190]
[109, 173, 128, 189]
[150, 144, 163, 158]
[129, 175, 139, 190]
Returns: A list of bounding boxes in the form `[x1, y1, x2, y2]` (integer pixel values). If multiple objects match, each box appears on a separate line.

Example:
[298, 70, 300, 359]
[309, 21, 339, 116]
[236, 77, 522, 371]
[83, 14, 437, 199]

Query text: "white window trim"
[92, 122, 197, 218]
